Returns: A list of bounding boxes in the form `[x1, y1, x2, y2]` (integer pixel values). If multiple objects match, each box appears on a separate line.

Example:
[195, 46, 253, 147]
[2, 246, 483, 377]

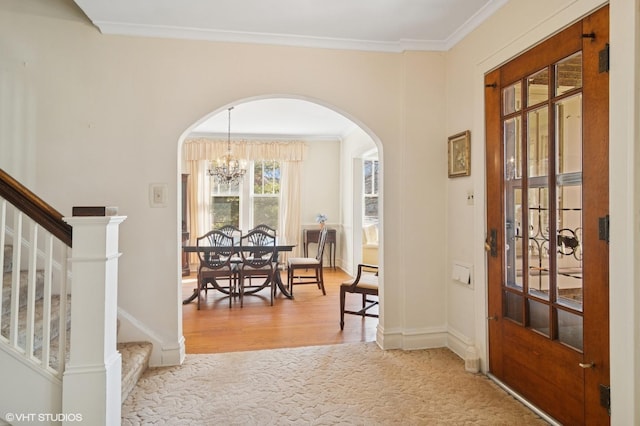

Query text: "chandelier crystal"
[207, 107, 246, 184]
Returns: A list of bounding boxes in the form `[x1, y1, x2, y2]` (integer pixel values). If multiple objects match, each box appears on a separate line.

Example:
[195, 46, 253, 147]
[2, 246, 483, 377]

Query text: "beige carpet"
[122, 342, 548, 425]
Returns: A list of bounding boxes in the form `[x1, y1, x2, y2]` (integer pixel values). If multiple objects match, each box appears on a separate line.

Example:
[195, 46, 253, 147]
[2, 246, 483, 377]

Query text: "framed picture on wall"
[448, 130, 471, 178]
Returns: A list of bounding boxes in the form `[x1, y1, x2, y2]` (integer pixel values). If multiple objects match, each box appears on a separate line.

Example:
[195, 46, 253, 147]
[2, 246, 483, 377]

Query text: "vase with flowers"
[315, 214, 328, 229]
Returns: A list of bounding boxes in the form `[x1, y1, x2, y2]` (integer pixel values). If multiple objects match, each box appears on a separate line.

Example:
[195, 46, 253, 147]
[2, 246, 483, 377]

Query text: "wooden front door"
[484, 6, 609, 425]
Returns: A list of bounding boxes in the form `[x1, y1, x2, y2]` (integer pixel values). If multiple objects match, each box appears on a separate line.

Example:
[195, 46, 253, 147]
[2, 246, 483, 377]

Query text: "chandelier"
[207, 107, 246, 184]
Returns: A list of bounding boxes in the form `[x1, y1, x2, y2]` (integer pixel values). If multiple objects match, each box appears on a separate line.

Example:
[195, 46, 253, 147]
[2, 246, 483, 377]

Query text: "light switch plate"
[466, 190, 474, 206]
[149, 183, 168, 208]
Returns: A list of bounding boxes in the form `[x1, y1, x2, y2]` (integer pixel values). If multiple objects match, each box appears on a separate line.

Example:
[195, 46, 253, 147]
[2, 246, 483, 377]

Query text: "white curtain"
[183, 138, 306, 162]
[183, 138, 306, 257]
[278, 160, 303, 258]
[186, 159, 211, 245]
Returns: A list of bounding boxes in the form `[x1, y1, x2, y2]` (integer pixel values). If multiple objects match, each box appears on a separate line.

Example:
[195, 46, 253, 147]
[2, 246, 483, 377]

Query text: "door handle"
[579, 362, 595, 369]
[485, 228, 498, 257]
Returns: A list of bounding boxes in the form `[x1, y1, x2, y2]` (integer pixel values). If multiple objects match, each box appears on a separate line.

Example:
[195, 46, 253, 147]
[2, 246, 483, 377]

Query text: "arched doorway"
[177, 95, 383, 352]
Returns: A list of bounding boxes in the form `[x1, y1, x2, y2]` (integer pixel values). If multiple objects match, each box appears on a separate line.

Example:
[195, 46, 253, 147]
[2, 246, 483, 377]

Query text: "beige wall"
[0, 0, 447, 361]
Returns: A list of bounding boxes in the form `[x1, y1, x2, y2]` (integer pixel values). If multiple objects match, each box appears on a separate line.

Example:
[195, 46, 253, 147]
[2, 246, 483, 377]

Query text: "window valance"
[183, 138, 307, 162]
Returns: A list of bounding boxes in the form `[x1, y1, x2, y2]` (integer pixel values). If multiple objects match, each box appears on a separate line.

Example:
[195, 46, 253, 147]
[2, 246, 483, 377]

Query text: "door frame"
[471, 1, 611, 362]
[459, 0, 636, 423]
[479, 5, 609, 425]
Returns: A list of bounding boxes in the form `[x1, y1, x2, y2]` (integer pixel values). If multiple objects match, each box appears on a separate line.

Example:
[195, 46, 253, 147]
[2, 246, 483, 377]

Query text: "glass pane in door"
[558, 309, 584, 350]
[528, 187, 550, 299]
[556, 52, 583, 96]
[527, 107, 549, 178]
[527, 68, 549, 106]
[504, 117, 522, 180]
[504, 291, 523, 324]
[556, 94, 584, 310]
[503, 82, 522, 115]
[529, 299, 550, 337]
[557, 95, 583, 174]
[506, 188, 523, 289]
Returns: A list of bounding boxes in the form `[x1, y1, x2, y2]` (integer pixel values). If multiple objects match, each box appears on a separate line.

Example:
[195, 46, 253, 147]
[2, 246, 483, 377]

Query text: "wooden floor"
[182, 268, 378, 354]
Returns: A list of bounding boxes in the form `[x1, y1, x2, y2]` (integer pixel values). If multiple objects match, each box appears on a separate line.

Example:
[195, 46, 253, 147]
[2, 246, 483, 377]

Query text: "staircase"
[1, 243, 153, 409]
[0, 168, 152, 423]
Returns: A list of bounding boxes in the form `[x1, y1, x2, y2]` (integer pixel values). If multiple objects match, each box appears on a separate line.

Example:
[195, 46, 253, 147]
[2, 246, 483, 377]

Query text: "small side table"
[303, 228, 336, 269]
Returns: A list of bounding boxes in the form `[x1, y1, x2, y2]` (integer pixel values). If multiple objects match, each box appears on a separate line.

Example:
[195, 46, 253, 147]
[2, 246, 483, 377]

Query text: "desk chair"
[287, 226, 328, 296]
[340, 263, 379, 330]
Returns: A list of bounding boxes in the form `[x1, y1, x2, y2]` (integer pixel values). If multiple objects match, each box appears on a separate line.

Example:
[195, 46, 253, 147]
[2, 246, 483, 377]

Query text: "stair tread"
[119, 341, 153, 404]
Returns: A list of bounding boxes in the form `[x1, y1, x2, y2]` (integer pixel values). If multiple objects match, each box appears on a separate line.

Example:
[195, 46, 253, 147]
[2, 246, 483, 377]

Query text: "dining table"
[181, 243, 296, 304]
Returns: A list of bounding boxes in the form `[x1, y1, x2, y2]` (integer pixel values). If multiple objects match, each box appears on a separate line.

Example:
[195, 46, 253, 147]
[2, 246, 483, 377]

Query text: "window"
[209, 160, 281, 231]
[363, 159, 379, 223]
[252, 160, 280, 229]
[210, 180, 240, 229]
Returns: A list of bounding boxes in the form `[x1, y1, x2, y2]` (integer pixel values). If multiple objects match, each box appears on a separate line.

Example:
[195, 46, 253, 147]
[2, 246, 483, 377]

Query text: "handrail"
[0, 168, 72, 247]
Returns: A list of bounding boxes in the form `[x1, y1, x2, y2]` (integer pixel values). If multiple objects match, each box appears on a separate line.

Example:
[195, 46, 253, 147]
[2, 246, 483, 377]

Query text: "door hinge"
[599, 384, 611, 415]
[599, 43, 610, 73]
[598, 215, 610, 243]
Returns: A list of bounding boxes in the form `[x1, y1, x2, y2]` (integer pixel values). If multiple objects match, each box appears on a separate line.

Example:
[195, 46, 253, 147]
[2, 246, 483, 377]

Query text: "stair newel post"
[61, 215, 127, 426]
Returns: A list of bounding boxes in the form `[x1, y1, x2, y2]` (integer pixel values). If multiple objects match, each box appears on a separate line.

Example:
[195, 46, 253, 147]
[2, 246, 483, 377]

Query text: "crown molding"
[93, 21, 450, 52]
[91, 0, 508, 53]
[93, 21, 404, 52]
[444, 0, 509, 50]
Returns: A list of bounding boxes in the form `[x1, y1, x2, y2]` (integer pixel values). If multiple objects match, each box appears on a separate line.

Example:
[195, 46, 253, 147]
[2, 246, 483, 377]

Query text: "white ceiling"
[72, 0, 507, 52]
[71, 0, 507, 139]
[189, 99, 358, 140]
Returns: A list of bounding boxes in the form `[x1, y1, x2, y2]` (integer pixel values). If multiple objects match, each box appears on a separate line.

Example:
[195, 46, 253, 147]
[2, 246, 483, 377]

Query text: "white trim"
[0, 342, 62, 385]
[377, 325, 448, 350]
[446, 326, 474, 360]
[117, 307, 185, 367]
[68, 253, 122, 263]
[94, 21, 410, 53]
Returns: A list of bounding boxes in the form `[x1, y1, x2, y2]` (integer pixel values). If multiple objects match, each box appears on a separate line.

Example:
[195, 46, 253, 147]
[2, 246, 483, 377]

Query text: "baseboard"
[376, 324, 483, 370]
[376, 325, 448, 350]
[117, 308, 185, 367]
[446, 326, 474, 360]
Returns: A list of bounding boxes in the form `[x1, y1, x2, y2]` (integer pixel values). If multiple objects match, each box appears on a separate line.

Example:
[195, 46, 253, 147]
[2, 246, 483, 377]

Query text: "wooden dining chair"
[287, 226, 328, 297]
[237, 229, 277, 307]
[340, 263, 379, 330]
[217, 225, 242, 242]
[196, 230, 237, 309]
[250, 224, 276, 237]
